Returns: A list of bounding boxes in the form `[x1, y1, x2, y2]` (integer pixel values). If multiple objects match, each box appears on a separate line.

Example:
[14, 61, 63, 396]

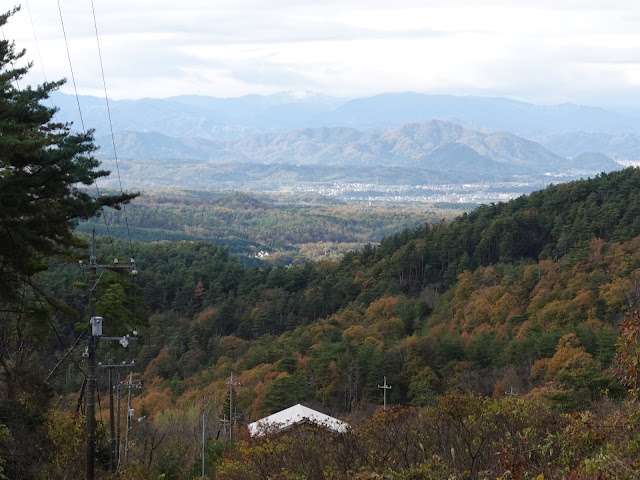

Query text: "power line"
[82, 231, 139, 479]
[24, 0, 56, 111]
[55, 0, 117, 259]
[0, 209, 86, 379]
[89, 0, 136, 261]
[25, 1, 48, 84]
[46, 331, 86, 381]
[55, 0, 85, 133]
[27, 279, 88, 380]
[22, 8, 141, 477]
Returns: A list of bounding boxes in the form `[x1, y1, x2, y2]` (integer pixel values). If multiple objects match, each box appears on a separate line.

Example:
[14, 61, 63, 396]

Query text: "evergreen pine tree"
[0, 7, 136, 306]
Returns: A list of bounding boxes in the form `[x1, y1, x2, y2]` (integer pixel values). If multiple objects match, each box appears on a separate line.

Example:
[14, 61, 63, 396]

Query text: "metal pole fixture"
[377, 376, 392, 410]
[226, 372, 241, 440]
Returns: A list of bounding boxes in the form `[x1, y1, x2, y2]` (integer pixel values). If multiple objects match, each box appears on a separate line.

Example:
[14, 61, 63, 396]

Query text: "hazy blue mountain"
[53, 90, 629, 200]
[52, 91, 640, 143]
[96, 120, 622, 189]
[229, 120, 570, 174]
[99, 131, 225, 161]
[51, 91, 339, 139]
[568, 152, 622, 172]
[379, 121, 567, 172]
[324, 93, 640, 136]
[538, 132, 640, 161]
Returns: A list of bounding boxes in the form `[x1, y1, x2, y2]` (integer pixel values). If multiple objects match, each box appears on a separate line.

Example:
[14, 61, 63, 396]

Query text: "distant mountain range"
[53, 91, 640, 141]
[49, 90, 637, 196]
[93, 120, 623, 193]
[537, 132, 640, 162]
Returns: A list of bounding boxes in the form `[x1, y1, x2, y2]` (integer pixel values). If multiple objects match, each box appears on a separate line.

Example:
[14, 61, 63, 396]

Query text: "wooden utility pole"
[122, 372, 142, 464]
[200, 396, 214, 478]
[109, 368, 115, 472]
[226, 372, 241, 440]
[82, 230, 138, 479]
[115, 373, 142, 468]
[116, 374, 121, 467]
[202, 398, 206, 479]
[101, 357, 136, 472]
[377, 376, 392, 410]
[85, 232, 98, 480]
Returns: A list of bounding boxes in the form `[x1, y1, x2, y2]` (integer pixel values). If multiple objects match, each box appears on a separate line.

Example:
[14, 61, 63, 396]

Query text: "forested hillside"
[77, 190, 465, 263]
[6, 8, 640, 479]
[20, 167, 640, 478]
[7, 164, 640, 479]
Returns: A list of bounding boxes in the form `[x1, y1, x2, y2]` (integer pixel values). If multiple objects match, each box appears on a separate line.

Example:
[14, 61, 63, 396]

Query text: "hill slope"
[95, 121, 622, 191]
[37, 168, 640, 480]
[73, 168, 640, 419]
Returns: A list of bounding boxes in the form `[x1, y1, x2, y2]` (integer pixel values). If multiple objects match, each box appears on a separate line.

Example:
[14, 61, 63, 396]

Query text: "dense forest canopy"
[76, 189, 467, 264]
[25, 167, 640, 479]
[4, 8, 640, 477]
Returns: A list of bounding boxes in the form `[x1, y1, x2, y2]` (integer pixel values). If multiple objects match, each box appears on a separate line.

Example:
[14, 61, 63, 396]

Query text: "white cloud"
[4, 0, 640, 105]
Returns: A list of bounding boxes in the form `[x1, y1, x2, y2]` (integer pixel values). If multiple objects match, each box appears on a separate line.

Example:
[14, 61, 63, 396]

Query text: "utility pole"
[125, 373, 132, 463]
[109, 367, 115, 472]
[81, 230, 138, 479]
[202, 399, 206, 479]
[377, 376, 392, 410]
[115, 373, 141, 467]
[201, 396, 213, 479]
[116, 374, 121, 467]
[85, 230, 98, 480]
[226, 372, 241, 440]
[123, 371, 142, 464]
[220, 415, 228, 438]
[100, 352, 136, 472]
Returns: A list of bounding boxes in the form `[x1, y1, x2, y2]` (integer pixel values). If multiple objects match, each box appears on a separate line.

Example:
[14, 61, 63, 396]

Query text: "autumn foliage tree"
[613, 310, 640, 399]
[530, 333, 620, 410]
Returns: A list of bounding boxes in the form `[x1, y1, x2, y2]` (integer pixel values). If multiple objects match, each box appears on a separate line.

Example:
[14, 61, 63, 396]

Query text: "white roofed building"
[248, 404, 349, 437]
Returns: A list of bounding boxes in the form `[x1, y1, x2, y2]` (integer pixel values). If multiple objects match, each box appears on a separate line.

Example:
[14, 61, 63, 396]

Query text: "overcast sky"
[5, 0, 640, 105]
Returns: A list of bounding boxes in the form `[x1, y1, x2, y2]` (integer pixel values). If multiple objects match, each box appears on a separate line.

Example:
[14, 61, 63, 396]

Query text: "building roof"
[248, 404, 349, 437]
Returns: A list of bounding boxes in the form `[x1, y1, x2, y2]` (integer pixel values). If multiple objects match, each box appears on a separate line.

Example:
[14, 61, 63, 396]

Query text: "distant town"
[292, 179, 563, 204]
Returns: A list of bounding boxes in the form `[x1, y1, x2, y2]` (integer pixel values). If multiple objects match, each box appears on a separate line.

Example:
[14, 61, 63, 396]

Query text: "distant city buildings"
[292, 180, 546, 204]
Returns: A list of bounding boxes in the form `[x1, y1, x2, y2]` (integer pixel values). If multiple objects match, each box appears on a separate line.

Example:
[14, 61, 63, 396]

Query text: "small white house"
[248, 404, 349, 437]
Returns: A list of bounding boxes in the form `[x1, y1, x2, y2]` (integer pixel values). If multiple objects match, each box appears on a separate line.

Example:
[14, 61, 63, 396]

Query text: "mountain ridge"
[53, 91, 640, 142]
[96, 120, 620, 183]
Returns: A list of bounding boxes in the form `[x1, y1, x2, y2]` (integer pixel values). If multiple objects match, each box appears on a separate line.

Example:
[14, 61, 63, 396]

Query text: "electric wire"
[97, 386, 105, 433]
[46, 330, 87, 381]
[0, 210, 87, 379]
[88, 1, 139, 353]
[55, 0, 117, 259]
[23, 2, 141, 418]
[25, 0, 55, 111]
[2, 5, 139, 456]
[90, 0, 136, 264]
[55, 0, 86, 133]
[52, 9, 141, 452]
[25, 1, 47, 84]
[5, 5, 91, 381]
[24, 272, 88, 378]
